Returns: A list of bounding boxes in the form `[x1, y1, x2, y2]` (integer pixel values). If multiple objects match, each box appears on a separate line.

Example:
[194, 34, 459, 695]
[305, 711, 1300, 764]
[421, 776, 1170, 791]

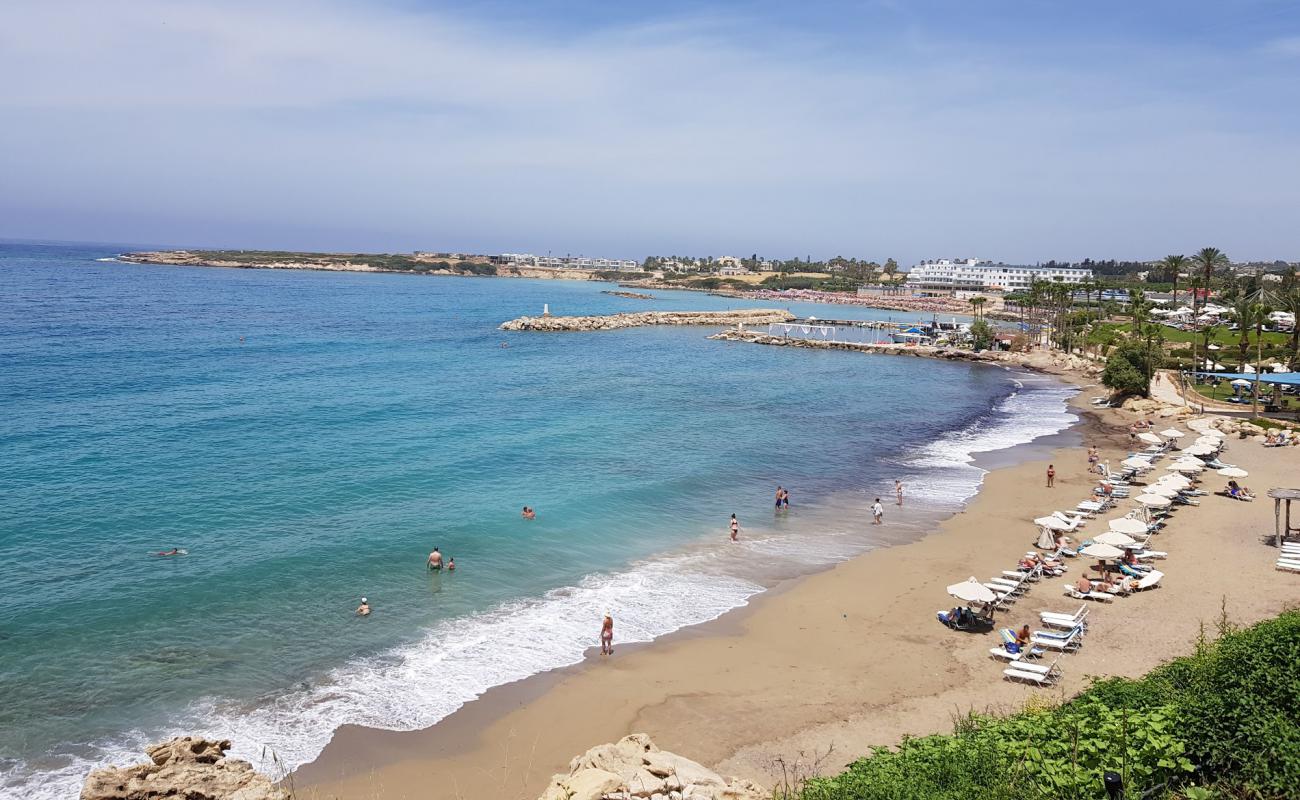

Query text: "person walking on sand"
[895, 479, 904, 506]
[730, 513, 740, 542]
[1046, 464, 1056, 488]
[356, 597, 371, 617]
[872, 498, 884, 525]
[600, 613, 614, 655]
[427, 547, 443, 571]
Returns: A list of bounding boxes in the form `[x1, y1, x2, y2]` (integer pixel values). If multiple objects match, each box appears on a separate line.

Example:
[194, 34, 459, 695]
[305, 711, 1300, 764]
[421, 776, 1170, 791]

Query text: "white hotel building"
[496, 253, 640, 271]
[905, 259, 1092, 295]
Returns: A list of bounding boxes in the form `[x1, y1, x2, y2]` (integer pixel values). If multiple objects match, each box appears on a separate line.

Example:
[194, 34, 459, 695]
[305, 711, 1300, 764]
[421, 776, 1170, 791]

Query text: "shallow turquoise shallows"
[0, 243, 1075, 799]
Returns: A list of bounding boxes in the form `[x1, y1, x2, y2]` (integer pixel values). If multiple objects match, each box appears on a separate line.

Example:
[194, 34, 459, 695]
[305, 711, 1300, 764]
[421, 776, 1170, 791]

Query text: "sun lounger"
[1040, 611, 1089, 631]
[1277, 561, 1300, 573]
[1031, 625, 1085, 651]
[1004, 665, 1061, 686]
[1134, 570, 1164, 590]
[1064, 584, 1115, 602]
[1051, 511, 1088, 529]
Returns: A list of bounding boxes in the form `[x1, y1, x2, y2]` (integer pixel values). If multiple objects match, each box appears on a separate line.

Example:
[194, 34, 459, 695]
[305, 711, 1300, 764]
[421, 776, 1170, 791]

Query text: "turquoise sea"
[0, 242, 1075, 799]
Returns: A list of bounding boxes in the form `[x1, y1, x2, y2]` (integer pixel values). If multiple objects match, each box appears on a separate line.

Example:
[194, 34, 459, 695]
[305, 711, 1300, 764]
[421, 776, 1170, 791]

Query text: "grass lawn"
[1117, 322, 1291, 347]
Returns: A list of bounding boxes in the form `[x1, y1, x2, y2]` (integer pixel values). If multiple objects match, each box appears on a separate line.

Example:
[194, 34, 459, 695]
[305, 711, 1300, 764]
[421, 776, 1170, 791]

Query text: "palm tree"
[1250, 302, 1274, 418]
[1191, 247, 1230, 313]
[969, 296, 987, 319]
[1278, 288, 1300, 370]
[1160, 254, 1188, 306]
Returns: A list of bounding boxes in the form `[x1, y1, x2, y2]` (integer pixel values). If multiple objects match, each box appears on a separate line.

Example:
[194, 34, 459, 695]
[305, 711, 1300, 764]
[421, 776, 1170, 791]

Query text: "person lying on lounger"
[1075, 576, 1093, 594]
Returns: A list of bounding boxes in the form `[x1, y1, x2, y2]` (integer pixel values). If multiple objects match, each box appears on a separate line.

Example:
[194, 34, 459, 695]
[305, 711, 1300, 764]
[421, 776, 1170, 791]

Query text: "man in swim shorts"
[427, 548, 443, 571]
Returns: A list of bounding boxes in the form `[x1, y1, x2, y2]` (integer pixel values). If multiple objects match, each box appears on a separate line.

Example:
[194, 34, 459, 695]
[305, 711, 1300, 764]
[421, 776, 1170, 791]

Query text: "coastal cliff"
[500, 309, 796, 331]
[537, 734, 765, 800]
[117, 250, 601, 281]
[80, 738, 285, 800]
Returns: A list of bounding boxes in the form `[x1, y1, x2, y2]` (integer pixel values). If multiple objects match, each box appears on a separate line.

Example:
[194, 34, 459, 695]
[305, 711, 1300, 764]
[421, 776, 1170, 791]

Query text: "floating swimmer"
[153, 548, 187, 557]
[356, 597, 371, 616]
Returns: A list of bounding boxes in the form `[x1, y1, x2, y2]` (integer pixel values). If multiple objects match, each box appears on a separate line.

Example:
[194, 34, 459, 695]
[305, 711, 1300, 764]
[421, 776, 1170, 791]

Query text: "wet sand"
[294, 390, 1300, 800]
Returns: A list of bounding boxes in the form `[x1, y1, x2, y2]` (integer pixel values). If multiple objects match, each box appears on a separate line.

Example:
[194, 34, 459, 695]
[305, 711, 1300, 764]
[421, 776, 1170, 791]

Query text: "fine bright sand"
[295, 389, 1300, 800]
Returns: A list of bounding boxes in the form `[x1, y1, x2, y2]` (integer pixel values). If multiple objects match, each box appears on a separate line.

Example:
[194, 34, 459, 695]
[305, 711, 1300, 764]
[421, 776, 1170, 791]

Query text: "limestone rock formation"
[499, 309, 795, 331]
[538, 734, 765, 800]
[80, 737, 286, 800]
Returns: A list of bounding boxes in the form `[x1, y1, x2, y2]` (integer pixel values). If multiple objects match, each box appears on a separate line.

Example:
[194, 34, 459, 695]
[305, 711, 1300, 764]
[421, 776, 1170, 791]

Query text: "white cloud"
[1, 0, 1297, 262]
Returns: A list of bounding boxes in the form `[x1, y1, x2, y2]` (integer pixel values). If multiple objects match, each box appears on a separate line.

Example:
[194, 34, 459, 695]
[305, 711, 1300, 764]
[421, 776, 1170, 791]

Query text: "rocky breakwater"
[538, 734, 765, 800]
[499, 309, 795, 332]
[80, 738, 285, 800]
[710, 328, 1105, 377]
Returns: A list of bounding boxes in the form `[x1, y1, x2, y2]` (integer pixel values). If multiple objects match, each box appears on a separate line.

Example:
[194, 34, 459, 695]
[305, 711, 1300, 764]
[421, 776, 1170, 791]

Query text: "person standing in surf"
[872, 498, 884, 525]
[730, 513, 740, 542]
[427, 548, 443, 571]
[601, 613, 614, 655]
[895, 479, 904, 506]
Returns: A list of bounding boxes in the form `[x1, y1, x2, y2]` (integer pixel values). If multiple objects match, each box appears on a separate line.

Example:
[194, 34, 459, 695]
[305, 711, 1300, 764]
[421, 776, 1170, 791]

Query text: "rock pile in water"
[80, 738, 286, 800]
[537, 734, 765, 800]
[499, 309, 795, 331]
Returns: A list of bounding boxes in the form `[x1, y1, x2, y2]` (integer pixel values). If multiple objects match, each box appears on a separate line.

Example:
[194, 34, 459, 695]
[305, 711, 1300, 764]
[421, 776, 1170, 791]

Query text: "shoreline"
[293, 371, 1300, 800]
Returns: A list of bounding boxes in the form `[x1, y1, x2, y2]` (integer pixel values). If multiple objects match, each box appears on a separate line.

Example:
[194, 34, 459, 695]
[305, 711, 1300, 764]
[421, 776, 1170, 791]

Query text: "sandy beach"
[294, 382, 1300, 800]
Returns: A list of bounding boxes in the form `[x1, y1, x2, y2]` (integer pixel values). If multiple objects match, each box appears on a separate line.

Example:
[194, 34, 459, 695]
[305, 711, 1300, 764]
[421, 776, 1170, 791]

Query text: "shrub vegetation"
[797, 610, 1300, 800]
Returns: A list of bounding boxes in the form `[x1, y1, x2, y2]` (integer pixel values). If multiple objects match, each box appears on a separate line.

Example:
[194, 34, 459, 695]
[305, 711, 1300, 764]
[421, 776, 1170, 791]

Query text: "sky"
[2, 0, 1299, 264]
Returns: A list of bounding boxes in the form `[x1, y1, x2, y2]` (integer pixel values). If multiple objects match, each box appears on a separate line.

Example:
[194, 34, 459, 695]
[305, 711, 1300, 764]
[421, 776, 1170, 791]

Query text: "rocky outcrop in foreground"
[500, 309, 795, 331]
[538, 734, 765, 800]
[81, 738, 285, 800]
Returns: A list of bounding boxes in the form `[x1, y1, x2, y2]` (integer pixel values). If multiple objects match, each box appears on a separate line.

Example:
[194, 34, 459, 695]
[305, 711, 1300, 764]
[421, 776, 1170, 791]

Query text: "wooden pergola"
[1268, 488, 1300, 546]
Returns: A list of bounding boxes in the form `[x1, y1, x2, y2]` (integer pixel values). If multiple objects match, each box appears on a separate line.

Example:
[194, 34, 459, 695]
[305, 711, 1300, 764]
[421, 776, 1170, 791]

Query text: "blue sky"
[2, 0, 1298, 263]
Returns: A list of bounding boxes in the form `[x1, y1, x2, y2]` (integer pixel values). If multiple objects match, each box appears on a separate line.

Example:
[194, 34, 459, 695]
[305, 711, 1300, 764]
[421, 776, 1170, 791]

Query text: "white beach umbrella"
[1109, 517, 1149, 535]
[1157, 474, 1192, 488]
[1159, 428, 1185, 439]
[1146, 484, 1180, 498]
[1202, 430, 1226, 439]
[1138, 432, 1164, 445]
[1167, 463, 1203, 474]
[1207, 342, 1222, 350]
[1217, 466, 1249, 478]
[1094, 531, 1137, 547]
[1080, 542, 1126, 560]
[1136, 494, 1172, 508]
[947, 577, 997, 604]
[1183, 443, 1217, 456]
[1034, 515, 1073, 531]
[1121, 456, 1153, 470]
[1231, 378, 1252, 388]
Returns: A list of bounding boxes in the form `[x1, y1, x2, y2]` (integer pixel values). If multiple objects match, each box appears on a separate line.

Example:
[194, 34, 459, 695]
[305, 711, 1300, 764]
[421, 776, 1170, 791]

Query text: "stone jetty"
[710, 328, 1104, 376]
[537, 734, 765, 800]
[499, 309, 795, 331]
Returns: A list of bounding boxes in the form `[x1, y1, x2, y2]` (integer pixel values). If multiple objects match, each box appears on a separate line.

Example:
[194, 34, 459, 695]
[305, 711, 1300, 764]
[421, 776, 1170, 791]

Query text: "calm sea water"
[0, 242, 1075, 799]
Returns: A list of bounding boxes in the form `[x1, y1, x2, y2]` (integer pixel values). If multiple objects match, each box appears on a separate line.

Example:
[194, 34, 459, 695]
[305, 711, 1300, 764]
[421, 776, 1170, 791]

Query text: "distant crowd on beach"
[353, 477, 908, 657]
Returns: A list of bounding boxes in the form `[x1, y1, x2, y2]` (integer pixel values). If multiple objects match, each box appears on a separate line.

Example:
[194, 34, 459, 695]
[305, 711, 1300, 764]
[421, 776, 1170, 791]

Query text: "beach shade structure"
[1136, 494, 1173, 508]
[1080, 542, 1127, 560]
[1146, 484, 1180, 498]
[1138, 432, 1164, 445]
[1036, 528, 1057, 550]
[1231, 379, 1253, 388]
[1121, 456, 1154, 470]
[1109, 517, 1149, 535]
[1167, 461, 1204, 473]
[947, 577, 997, 604]
[1158, 475, 1192, 489]
[1159, 428, 1186, 439]
[1183, 443, 1217, 456]
[1218, 467, 1249, 478]
[1034, 515, 1073, 531]
[1094, 530, 1138, 547]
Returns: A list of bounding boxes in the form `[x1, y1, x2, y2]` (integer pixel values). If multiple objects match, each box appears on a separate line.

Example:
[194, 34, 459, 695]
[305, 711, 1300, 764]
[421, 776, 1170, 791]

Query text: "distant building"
[495, 253, 639, 271]
[714, 256, 745, 269]
[906, 259, 1092, 295]
[717, 264, 752, 277]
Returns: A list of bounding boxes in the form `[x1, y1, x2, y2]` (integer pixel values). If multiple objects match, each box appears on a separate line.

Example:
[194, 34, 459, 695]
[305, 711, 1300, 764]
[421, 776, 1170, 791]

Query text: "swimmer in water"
[447, 557, 455, 572]
[522, 506, 536, 520]
[155, 548, 183, 556]
[427, 547, 443, 571]
[356, 597, 371, 616]
[730, 513, 739, 542]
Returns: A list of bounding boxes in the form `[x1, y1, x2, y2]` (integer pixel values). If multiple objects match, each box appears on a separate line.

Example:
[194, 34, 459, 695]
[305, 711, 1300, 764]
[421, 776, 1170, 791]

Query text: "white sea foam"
[3, 374, 1079, 800]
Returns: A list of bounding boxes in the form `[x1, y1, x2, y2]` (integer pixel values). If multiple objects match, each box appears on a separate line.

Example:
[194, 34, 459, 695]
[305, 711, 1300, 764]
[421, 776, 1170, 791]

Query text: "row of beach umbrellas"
[946, 425, 1241, 605]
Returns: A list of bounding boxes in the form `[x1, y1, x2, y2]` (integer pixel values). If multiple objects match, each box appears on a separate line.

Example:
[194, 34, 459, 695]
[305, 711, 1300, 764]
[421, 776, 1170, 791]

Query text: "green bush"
[1102, 339, 1163, 397]
[799, 610, 1300, 800]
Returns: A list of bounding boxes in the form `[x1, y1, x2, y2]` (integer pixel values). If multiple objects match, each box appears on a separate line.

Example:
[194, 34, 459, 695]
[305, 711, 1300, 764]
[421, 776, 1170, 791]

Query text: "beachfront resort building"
[494, 253, 640, 271]
[906, 259, 1092, 295]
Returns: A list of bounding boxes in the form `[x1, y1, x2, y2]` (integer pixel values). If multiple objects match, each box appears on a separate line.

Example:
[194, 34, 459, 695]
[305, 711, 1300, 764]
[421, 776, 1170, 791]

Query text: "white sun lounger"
[1004, 659, 1062, 686]
[1133, 570, 1164, 591]
[1064, 584, 1115, 602]
[1040, 607, 1089, 630]
[1032, 626, 1084, 651]
[1277, 561, 1300, 573]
